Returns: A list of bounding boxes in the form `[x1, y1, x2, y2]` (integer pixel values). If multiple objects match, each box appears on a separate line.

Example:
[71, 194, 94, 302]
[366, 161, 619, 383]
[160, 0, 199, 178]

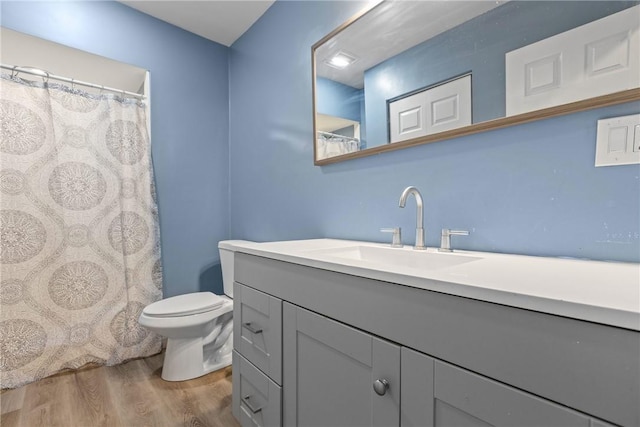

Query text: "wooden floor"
[0, 353, 240, 427]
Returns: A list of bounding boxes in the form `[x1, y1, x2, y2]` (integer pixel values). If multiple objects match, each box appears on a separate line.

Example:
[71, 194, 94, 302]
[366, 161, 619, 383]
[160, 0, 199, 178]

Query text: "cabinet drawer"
[233, 351, 281, 427]
[234, 282, 282, 384]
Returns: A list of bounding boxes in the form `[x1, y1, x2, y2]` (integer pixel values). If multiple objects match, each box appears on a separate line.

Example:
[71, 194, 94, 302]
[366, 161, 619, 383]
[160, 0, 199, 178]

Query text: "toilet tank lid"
[218, 240, 254, 251]
[143, 292, 224, 317]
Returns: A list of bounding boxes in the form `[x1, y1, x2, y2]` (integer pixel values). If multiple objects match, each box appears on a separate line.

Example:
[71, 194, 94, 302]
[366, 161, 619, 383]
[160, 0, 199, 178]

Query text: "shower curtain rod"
[1, 64, 146, 100]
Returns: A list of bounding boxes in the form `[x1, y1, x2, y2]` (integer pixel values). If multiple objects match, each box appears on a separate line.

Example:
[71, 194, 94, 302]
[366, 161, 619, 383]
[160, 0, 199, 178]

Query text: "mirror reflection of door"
[389, 74, 472, 144]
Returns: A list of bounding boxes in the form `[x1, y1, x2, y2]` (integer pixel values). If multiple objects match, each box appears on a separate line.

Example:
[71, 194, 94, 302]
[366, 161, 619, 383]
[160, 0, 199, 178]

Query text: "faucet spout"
[398, 186, 426, 250]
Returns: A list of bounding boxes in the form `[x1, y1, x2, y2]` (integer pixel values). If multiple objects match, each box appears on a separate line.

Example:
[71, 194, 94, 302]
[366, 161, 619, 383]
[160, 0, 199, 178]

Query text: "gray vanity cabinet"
[401, 347, 591, 427]
[282, 303, 400, 427]
[234, 253, 638, 427]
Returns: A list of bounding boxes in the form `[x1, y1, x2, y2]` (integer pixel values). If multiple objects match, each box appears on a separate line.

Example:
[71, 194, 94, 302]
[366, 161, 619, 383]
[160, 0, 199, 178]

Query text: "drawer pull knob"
[242, 395, 262, 414]
[373, 379, 389, 396]
[242, 322, 263, 334]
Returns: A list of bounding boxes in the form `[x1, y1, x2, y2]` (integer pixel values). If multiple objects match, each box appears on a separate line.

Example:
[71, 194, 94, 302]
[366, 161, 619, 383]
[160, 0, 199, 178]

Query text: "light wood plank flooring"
[0, 352, 240, 427]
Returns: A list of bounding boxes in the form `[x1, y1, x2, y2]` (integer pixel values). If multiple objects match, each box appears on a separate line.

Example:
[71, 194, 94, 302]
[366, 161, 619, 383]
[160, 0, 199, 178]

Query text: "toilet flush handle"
[242, 322, 263, 334]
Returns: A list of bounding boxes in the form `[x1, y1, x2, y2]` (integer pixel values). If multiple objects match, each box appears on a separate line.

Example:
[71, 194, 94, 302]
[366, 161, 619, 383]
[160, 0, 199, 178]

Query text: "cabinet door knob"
[373, 378, 390, 396]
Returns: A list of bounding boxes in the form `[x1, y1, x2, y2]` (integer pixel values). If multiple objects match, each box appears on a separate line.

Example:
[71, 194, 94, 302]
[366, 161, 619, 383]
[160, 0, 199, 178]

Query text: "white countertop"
[222, 239, 640, 331]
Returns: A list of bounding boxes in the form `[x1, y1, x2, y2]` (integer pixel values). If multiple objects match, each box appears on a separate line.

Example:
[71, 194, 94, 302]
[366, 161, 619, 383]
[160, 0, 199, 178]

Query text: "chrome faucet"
[398, 186, 426, 250]
[439, 229, 469, 252]
[380, 227, 403, 248]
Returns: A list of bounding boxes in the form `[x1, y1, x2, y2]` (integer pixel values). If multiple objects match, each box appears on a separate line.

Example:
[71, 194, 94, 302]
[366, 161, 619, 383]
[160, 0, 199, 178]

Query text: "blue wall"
[230, 1, 640, 263]
[1, 1, 230, 296]
[316, 77, 362, 123]
[364, 1, 638, 149]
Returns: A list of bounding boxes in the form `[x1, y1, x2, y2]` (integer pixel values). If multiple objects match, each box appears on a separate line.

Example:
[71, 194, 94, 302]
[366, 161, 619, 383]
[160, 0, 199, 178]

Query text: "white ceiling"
[1, 1, 275, 95]
[1, 27, 148, 94]
[119, 0, 275, 47]
[316, 1, 507, 89]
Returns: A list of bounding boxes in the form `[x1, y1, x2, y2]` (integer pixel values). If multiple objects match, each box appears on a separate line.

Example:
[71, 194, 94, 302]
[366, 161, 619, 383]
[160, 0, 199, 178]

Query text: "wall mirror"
[312, 0, 640, 165]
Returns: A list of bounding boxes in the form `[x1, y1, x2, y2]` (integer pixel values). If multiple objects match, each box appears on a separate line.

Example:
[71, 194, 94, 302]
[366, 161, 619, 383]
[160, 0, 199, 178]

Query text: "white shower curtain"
[0, 74, 162, 389]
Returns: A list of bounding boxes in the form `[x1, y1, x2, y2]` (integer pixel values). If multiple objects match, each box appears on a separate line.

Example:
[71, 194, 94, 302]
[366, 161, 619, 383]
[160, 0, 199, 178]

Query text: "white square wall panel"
[399, 107, 423, 134]
[389, 92, 428, 143]
[586, 32, 631, 76]
[525, 53, 562, 96]
[426, 75, 471, 134]
[595, 114, 640, 167]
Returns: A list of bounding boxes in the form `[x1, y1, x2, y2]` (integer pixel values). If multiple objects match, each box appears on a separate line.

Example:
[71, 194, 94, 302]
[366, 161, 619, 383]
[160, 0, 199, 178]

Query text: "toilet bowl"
[138, 240, 248, 381]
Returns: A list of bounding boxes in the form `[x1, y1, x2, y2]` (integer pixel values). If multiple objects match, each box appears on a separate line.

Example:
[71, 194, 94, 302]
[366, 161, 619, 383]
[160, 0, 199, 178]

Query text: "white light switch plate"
[595, 114, 640, 167]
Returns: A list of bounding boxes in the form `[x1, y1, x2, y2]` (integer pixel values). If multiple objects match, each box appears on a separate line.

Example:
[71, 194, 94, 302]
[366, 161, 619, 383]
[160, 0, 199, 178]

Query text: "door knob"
[373, 378, 389, 396]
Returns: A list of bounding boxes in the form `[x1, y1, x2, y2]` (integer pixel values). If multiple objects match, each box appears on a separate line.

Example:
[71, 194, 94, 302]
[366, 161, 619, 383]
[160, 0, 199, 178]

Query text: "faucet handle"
[439, 229, 469, 252]
[380, 227, 403, 248]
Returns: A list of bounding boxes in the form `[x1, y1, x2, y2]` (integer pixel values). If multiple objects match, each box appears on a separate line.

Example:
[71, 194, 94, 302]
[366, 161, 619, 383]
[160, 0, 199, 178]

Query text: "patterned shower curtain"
[0, 74, 162, 389]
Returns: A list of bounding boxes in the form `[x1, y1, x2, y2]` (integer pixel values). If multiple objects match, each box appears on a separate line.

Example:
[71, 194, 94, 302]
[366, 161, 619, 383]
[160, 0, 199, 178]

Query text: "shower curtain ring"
[42, 71, 50, 85]
[71, 78, 75, 90]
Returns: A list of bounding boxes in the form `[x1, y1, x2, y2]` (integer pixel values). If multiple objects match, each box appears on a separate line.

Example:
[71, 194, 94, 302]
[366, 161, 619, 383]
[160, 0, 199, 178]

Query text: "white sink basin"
[309, 245, 481, 271]
[221, 239, 640, 330]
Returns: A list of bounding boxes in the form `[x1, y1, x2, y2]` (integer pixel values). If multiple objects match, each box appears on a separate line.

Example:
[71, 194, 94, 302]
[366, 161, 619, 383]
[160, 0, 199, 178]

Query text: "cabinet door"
[401, 347, 591, 427]
[283, 303, 400, 427]
[401, 347, 435, 426]
[234, 283, 282, 384]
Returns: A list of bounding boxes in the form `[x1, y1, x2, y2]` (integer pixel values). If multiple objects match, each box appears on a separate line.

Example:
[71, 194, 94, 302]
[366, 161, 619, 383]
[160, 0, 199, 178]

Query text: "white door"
[506, 5, 640, 116]
[389, 75, 472, 143]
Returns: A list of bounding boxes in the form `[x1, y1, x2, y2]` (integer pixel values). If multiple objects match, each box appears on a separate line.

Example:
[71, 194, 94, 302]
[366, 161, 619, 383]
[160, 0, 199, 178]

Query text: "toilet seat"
[142, 292, 224, 318]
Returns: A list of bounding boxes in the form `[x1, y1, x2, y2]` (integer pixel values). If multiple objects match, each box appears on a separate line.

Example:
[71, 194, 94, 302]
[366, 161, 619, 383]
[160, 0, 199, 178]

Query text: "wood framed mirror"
[312, 1, 640, 165]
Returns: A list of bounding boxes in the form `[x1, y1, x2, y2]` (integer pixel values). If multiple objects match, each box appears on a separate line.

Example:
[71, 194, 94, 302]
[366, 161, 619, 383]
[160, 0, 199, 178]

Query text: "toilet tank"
[218, 240, 252, 298]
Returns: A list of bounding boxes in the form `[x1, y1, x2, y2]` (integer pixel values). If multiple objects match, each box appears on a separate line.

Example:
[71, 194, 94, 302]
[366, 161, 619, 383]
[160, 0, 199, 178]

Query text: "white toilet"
[138, 240, 246, 381]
